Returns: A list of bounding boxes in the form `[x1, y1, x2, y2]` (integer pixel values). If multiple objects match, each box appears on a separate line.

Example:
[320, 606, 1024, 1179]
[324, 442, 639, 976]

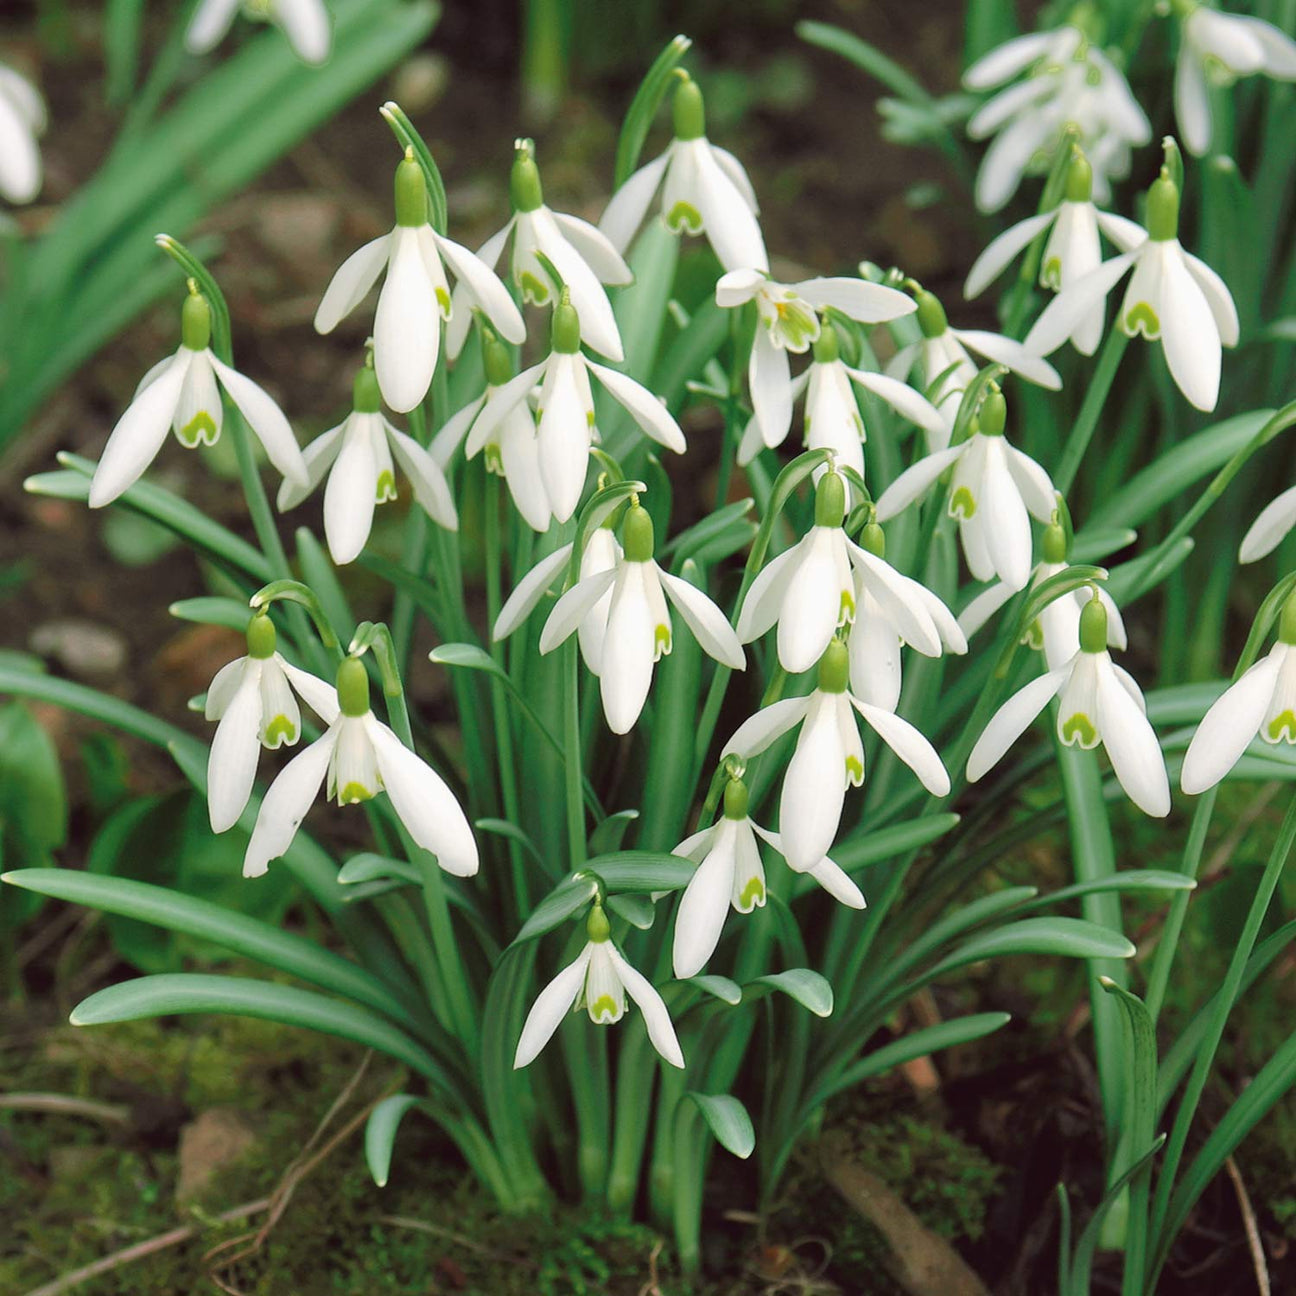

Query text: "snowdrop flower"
[0, 62, 45, 204]
[1182, 593, 1296, 793]
[964, 150, 1147, 356]
[964, 25, 1151, 212]
[465, 297, 685, 523]
[876, 388, 1057, 591]
[968, 592, 1170, 816]
[847, 519, 967, 712]
[1175, 3, 1296, 157]
[446, 141, 631, 363]
[717, 270, 916, 452]
[1024, 167, 1239, 412]
[89, 289, 308, 509]
[886, 291, 1060, 450]
[515, 901, 684, 1068]
[599, 73, 767, 274]
[185, 0, 331, 65]
[1239, 486, 1296, 565]
[244, 656, 477, 878]
[672, 775, 863, 979]
[538, 501, 744, 733]
[722, 639, 949, 871]
[958, 518, 1126, 670]
[277, 363, 455, 564]
[205, 613, 339, 832]
[314, 151, 525, 413]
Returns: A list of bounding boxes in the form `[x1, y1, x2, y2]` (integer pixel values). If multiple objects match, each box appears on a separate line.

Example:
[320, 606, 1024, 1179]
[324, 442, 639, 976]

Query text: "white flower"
[514, 903, 684, 1068]
[963, 26, 1151, 212]
[1239, 485, 1296, 565]
[722, 639, 949, 872]
[314, 152, 525, 413]
[958, 520, 1126, 671]
[967, 593, 1169, 817]
[599, 74, 767, 274]
[963, 150, 1147, 356]
[89, 290, 308, 509]
[0, 62, 45, 205]
[886, 290, 1060, 450]
[1175, 6, 1296, 157]
[464, 297, 685, 524]
[204, 614, 340, 832]
[717, 269, 917, 452]
[243, 656, 477, 879]
[1182, 599, 1296, 793]
[1024, 169, 1239, 412]
[446, 142, 632, 363]
[672, 776, 864, 978]
[538, 502, 745, 734]
[185, 0, 331, 64]
[847, 522, 966, 712]
[875, 389, 1056, 592]
[277, 365, 455, 565]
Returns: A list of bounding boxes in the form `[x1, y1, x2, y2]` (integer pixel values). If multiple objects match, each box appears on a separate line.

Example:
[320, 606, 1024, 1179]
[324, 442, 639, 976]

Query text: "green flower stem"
[564, 639, 587, 869]
[1054, 326, 1130, 496]
[562, 1019, 611, 1199]
[1148, 792, 1296, 1279]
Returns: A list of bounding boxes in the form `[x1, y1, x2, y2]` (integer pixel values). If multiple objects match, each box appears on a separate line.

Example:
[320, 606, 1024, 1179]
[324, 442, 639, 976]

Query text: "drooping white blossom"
[0, 62, 45, 205]
[1239, 485, 1296, 565]
[599, 73, 767, 274]
[89, 289, 308, 509]
[185, 0, 331, 65]
[314, 151, 525, 413]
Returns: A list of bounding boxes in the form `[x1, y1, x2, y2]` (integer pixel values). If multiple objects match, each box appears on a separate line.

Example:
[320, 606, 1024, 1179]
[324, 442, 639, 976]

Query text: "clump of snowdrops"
[5, 5, 1296, 1289]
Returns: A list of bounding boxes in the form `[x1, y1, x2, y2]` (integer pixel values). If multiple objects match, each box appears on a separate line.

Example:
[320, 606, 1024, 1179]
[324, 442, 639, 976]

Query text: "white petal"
[434, 231, 526, 345]
[1244, 14, 1296, 78]
[0, 75, 42, 203]
[852, 697, 950, 795]
[387, 426, 458, 530]
[721, 695, 811, 760]
[537, 355, 594, 523]
[1095, 211, 1149, 254]
[715, 267, 766, 308]
[1096, 662, 1170, 816]
[693, 142, 769, 273]
[778, 531, 845, 673]
[210, 355, 308, 486]
[963, 31, 1060, 89]
[806, 855, 867, 908]
[1174, 46, 1213, 157]
[974, 110, 1050, 212]
[954, 330, 1062, 390]
[1240, 486, 1296, 564]
[587, 361, 685, 453]
[88, 351, 192, 508]
[279, 659, 340, 725]
[598, 149, 671, 254]
[1004, 444, 1057, 521]
[314, 234, 391, 334]
[849, 547, 941, 658]
[551, 210, 634, 284]
[966, 666, 1069, 781]
[658, 568, 745, 668]
[605, 945, 685, 1067]
[1160, 248, 1221, 412]
[514, 946, 593, 1068]
[909, 581, 968, 654]
[1182, 251, 1239, 347]
[874, 443, 968, 521]
[964, 211, 1057, 298]
[205, 656, 249, 721]
[750, 323, 793, 449]
[364, 716, 478, 876]
[430, 393, 485, 469]
[495, 542, 575, 640]
[465, 363, 546, 458]
[278, 422, 344, 511]
[184, 0, 241, 53]
[600, 566, 657, 734]
[736, 545, 800, 643]
[498, 406, 553, 532]
[1180, 651, 1282, 794]
[535, 214, 624, 361]
[242, 729, 336, 877]
[957, 580, 1014, 639]
[323, 418, 378, 564]
[208, 665, 263, 833]
[673, 827, 737, 978]
[445, 224, 511, 362]
[967, 75, 1054, 137]
[981, 441, 1034, 591]
[795, 278, 916, 323]
[849, 607, 902, 712]
[374, 227, 438, 413]
[276, 0, 330, 63]
[1024, 254, 1136, 358]
[780, 695, 848, 871]
[848, 368, 947, 441]
[709, 145, 760, 212]
[538, 567, 618, 654]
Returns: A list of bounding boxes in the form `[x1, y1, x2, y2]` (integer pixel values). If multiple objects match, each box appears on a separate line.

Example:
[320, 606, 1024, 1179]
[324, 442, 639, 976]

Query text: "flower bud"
[182, 291, 212, 352]
[246, 612, 277, 659]
[814, 470, 846, 529]
[817, 638, 849, 693]
[722, 777, 749, 821]
[622, 501, 655, 562]
[394, 151, 428, 228]
[672, 75, 705, 142]
[337, 655, 372, 717]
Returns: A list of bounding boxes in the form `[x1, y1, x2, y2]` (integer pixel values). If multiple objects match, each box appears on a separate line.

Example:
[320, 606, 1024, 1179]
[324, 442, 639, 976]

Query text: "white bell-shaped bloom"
[968, 593, 1169, 816]
[277, 365, 455, 565]
[599, 74, 767, 274]
[539, 502, 745, 734]
[847, 521, 967, 712]
[672, 776, 863, 979]
[875, 389, 1056, 592]
[964, 151, 1147, 356]
[963, 26, 1151, 212]
[1182, 596, 1296, 793]
[314, 152, 525, 414]
[722, 639, 949, 872]
[1175, 6, 1296, 157]
[1239, 485, 1296, 565]
[89, 290, 308, 509]
[185, 0, 331, 64]
[1025, 168, 1238, 412]
[958, 520, 1126, 671]
[886, 290, 1060, 450]
[464, 297, 685, 524]
[0, 62, 45, 204]
[447, 143, 631, 363]
[205, 614, 340, 833]
[243, 656, 477, 879]
[515, 902, 684, 1068]
[717, 269, 917, 452]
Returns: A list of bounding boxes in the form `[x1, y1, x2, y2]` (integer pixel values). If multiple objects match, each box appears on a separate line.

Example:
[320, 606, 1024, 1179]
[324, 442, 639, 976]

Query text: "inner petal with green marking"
[737, 875, 766, 909]
[1266, 710, 1296, 742]
[177, 411, 218, 448]
[666, 200, 703, 234]
[262, 715, 297, 748]
[1060, 712, 1099, 748]
[950, 486, 978, 519]
[519, 270, 550, 305]
[1040, 256, 1062, 290]
[588, 995, 620, 1021]
[845, 754, 863, 783]
[1124, 301, 1160, 339]
[339, 781, 377, 805]
[654, 624, 672, 659]
[375, 470, 397, 503]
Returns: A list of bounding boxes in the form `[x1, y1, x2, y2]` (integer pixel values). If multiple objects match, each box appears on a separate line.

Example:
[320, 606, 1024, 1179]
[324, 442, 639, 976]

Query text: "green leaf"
[810, 813, 960, 887]
[511, 874, 599, 946]
[797, 21, 933, 106]
[614, 35, 692, 187]
[687, 975, 742, 1005]
[337, 854, 422, 888]
[168, 597, 252, 632]
[584, 851, 695, 893]
[663, 499, 757, 569]
[1019, 871, 1196, 914]
[607, 893, 656, 929]
[0, 701, 68, 869]
[925, 917, 1135, 981]
[365, 1094, 422, 1188]
[750, 969, 833, 1017]
[686, 1092, 755, 1159]
[588, 810, 640, 857]
[475, 818, 547, 869]
[745, 449, 833, 580]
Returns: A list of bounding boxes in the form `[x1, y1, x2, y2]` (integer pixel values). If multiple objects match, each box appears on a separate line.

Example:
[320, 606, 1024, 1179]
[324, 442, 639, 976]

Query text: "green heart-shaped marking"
[839, 588, 856, 624]
[845, 754, 864, 784]
[1267, 710, 1296, 742]
[738, 876, 766, 909]
[435, 286, 451, 314]
[654, 624, 672, 658]
[519, 271, 550, 304]
[263, 715, 297, 748]
[376, 469, 397, 502]
[589, 995, 619, 1021]
[339, 781, 376, 805]
[1061, 712, 1098, 747]
[950, 486, 977, 519]
[1124, 301, 1160, 339]
[666, 200, 703, 234]
[178, 411, 218, 448]
[1040, 256, 1062, 290]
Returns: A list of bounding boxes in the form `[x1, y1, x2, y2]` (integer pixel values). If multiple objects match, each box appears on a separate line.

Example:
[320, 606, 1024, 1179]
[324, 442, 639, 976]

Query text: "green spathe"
[510, 145, 544, 213]
[979, 388, 1006, 437]
[586, 901, 611, 944]
[1064, 150, 1093, 204]
[551, 298, 582, 354]
[1042, 521, 1068, 565]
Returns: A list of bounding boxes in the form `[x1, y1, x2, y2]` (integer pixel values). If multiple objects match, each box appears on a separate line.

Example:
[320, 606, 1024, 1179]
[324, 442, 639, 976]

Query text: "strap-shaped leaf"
[583, 851, 694, 893]
[587, 810, 640, 857]
[365, 1094, 422, 1187]
[924, 917, 1134, 982]
[687, 1092, 755, 1159]
[749, 969, 833, 1018]
[510, 874, 600, 947]
[1018, 871, 1195, 914]
[337, 854, 422, 888]
[614, 34, 692, 187]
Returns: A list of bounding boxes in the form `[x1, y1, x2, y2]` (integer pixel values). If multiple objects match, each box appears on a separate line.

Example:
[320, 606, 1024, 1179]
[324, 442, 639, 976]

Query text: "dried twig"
[0, 1093, 131, 1126]
[1225, 1155, 1271, 1296]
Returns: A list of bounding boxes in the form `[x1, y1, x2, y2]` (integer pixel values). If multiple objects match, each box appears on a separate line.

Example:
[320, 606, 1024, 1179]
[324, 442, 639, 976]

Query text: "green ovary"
[519, 270, 550, 304]
[1124, 301, 1160, 339]
[376, 470, 397, 502]
[1267, 711, 1296, 742]
[666, 200, 703, 234]
[263, 715, 297, 747]
[1061, 712, 1098, 747]
[738, 876, 766, 909]
[950, 486, 977, 519]
[177, 411, 218, 447]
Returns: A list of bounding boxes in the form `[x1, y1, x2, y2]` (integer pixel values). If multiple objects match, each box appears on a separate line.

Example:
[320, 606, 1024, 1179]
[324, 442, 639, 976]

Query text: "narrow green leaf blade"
[687, 1092, 755, 1159]
[365, 1094, 422, 1188]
